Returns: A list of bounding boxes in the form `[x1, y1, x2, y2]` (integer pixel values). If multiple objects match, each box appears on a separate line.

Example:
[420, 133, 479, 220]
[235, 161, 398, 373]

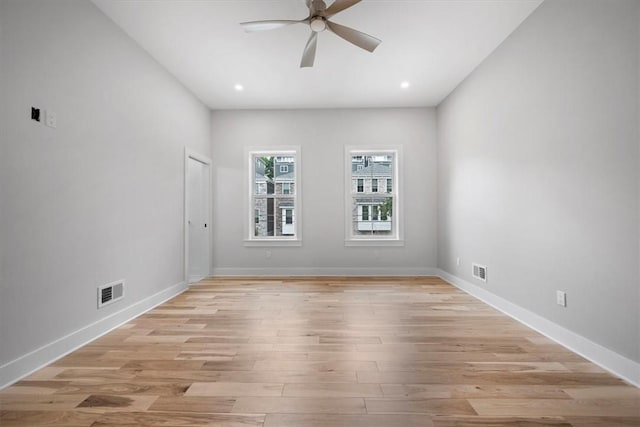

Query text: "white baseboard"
[437, 269, 640, 388]
[211, 267, 439, 277]
[0, 281, 188, 390]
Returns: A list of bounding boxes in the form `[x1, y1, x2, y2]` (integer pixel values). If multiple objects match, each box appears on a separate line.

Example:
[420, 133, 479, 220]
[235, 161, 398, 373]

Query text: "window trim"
[245, 146, 302, 247]
[344, 146, 403, 247]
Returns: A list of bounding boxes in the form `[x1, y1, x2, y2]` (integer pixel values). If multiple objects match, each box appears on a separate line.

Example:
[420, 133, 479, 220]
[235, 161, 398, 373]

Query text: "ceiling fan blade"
[300, 32, 318, 68]
[326, 20, 381, 52]
[325, 0, 361, 17]
[240, 20, 304, 33]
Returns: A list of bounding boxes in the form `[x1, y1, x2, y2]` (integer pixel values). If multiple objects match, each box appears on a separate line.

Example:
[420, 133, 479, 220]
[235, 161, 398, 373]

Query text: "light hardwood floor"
[1, 277, 639, 426]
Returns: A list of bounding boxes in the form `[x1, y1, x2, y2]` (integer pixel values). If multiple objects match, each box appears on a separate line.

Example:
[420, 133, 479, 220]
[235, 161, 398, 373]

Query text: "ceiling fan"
[240, 0, 381, 68]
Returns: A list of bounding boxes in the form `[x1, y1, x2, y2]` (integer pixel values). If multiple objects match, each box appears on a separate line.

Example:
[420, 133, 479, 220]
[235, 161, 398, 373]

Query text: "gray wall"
[210, 108, 437, 275]
[0, 0, 211, 367]
[437, 0, 639, 362]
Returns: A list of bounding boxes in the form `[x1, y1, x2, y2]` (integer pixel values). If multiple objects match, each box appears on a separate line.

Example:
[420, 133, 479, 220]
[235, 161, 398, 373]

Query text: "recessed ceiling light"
[234, 84, 244, 91]
[400, 81, 410, 89]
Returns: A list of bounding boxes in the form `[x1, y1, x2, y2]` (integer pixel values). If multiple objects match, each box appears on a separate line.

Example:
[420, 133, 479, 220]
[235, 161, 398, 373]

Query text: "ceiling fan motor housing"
[310, 0, 328, 16]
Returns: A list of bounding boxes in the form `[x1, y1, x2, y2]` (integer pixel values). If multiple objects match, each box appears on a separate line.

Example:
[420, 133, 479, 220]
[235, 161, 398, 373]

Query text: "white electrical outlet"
[556, 291, 567, 307]
[456, 257, 460, 266]
[265, 250, 272, 259]
[45, 110, 57, 128]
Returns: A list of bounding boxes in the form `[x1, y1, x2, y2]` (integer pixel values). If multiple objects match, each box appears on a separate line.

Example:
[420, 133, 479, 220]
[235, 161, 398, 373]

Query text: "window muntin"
[247, 149, 300, 245]
[346, 148, 401, 244]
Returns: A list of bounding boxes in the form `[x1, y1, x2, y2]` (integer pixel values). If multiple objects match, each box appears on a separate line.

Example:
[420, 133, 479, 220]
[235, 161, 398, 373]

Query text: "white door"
[186, 155, 210, 283]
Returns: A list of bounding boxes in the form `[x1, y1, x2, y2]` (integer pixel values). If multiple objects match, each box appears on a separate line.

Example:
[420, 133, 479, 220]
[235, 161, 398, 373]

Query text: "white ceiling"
[92, 0, 543, 110]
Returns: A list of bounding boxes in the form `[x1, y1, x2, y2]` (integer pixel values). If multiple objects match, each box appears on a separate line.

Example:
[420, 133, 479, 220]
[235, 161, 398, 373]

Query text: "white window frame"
[245, 146, 301, 247]
[344, 146, 403, 247]
[280, 165, 289, 173]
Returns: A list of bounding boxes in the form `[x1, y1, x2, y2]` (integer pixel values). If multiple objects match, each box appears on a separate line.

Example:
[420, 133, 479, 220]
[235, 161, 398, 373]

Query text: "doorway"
[185, 149, 211, 284]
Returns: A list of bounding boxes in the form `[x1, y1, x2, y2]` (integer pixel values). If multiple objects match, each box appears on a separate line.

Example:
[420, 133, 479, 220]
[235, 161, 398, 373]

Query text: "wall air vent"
[472, 263, 487, 282]
[98, 280, 124, 308]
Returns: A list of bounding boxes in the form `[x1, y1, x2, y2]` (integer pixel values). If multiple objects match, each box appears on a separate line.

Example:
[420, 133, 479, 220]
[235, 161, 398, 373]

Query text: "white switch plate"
[556, 290, 567, 307]
[45, 110, 57, 128]
[456, 257, 460, 266]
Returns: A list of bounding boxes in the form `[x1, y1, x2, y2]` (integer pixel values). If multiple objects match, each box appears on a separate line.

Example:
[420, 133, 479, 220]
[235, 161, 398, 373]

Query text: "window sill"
[244, 239, 302, 247]
[344, 239, 404, 247]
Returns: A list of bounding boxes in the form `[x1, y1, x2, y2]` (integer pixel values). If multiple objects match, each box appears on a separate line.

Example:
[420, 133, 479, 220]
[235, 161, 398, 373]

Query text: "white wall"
[437, 0, 639, 367]
[0, 0, 211, 386]
[211, 108, 437, 275]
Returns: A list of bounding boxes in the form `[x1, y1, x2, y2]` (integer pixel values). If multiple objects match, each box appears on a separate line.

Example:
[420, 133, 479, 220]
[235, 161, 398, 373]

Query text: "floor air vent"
[98, 280, 124, 308]
[472, 263, 487, 282]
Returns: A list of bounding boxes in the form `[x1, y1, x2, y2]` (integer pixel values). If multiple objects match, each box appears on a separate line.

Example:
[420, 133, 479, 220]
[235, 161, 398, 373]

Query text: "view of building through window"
[350, 153, 395, 237]
[252, 154, 296, 237]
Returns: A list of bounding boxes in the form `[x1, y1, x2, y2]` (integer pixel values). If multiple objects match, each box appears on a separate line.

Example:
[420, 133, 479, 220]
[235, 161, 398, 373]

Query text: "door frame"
[184, 148, 212, 284]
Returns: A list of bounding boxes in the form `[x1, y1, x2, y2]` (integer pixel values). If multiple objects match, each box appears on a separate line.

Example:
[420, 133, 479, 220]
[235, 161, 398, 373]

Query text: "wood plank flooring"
[1, 277, 639, 426]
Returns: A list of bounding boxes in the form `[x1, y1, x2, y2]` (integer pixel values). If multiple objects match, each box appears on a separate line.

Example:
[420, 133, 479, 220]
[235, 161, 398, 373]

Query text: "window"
[246, 147, 301, 246]
[345, 147, 402, 246]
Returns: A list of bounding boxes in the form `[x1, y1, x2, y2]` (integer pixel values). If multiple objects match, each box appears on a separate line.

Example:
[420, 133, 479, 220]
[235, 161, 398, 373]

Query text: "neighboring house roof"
[353, 163, 392, 177]
[275, 171, 295, 181]
[278, 199, 294, 208]
[354, 196, 391, 204]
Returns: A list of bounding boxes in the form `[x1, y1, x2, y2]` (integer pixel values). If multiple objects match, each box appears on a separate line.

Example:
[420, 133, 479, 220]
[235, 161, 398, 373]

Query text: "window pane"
[277, 198, 295, 236]
[351, 195, 393, 236]
[253, 197, 267, 236]
[251, 153, 297, 239]
[347, 149, 398, 241]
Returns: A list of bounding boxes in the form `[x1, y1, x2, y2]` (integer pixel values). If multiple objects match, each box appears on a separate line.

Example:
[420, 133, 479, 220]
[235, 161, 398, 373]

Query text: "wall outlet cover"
[556, 290, 567, 307]
[45, 110, 57, 128]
